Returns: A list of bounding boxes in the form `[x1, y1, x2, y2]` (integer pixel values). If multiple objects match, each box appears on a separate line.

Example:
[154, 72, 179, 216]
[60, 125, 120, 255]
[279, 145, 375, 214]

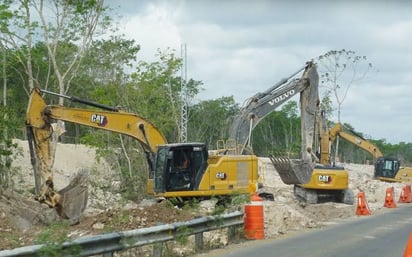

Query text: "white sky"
[107, 0, 412, 144]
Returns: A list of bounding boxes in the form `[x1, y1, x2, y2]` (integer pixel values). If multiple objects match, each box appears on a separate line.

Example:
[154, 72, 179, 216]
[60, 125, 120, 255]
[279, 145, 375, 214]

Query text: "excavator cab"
[154, 143, 208, 193]
[374, 157, 399, 178]
[374, 157, 412, 182]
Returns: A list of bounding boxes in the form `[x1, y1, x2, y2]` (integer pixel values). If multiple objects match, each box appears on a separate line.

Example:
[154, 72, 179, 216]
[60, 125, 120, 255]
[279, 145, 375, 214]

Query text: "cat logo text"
[91, 114, 108, 127]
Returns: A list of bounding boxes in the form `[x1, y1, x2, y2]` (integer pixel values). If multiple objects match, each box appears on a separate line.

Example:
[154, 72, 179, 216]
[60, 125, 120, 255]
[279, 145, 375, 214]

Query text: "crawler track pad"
[56, 170, 89, 223]
[269, 154, 313, 184]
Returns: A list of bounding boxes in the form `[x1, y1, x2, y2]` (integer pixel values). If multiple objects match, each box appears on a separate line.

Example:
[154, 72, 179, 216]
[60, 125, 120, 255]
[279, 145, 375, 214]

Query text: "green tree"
[252, 101, 301, 156]
[77, 48, 203, 200]
[188, 96, 239, 148]
[0, 106, 18, 189]
[127, 48, 202, 142]
[58, 36, 141, 144]
[319, 91, 334, 119]
[28, 0, 111, 97]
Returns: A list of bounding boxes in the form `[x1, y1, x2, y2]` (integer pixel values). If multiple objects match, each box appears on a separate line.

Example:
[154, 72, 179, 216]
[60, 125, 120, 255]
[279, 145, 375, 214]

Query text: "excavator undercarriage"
[293, 164, 354, 205]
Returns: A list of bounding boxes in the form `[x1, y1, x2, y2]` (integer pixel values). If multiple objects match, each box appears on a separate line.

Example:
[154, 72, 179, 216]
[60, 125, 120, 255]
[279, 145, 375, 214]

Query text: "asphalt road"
[203, 204, 412, 257]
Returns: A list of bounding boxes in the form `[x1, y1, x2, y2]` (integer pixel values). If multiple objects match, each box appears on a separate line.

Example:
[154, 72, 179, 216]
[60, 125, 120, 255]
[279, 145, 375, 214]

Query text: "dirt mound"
[257, 158, 405, 238]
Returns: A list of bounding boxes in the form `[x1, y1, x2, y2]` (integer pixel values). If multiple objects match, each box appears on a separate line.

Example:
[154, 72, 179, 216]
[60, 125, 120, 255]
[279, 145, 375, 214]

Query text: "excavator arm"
[315, 113, 412, 183]
[329, 123, 383, 160]
[229, 61, 319, 184]
[230, 62, 316, 152]
[26, 88, 167, 219]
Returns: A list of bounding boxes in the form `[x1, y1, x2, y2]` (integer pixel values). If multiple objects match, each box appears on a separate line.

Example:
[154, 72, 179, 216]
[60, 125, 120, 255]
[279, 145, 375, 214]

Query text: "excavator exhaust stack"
[269, 153, 314, 184]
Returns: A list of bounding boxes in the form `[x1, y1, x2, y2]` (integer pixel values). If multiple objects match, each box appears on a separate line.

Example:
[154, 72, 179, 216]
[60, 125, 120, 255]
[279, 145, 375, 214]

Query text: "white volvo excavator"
[227, 61, 319, 185]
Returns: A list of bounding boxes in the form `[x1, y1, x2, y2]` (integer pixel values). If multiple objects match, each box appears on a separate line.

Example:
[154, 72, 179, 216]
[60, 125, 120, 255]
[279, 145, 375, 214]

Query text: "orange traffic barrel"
[244, 193, 265, 239]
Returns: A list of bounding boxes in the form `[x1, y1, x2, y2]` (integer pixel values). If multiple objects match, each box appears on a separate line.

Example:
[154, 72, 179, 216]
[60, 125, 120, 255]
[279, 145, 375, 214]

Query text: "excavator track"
[269, 154, 313, 185]
[293, 185, 354, 205]
[294, 185, 318, 204]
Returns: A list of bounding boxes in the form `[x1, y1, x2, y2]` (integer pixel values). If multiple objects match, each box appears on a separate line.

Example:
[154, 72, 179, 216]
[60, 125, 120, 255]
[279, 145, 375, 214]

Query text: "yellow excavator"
[221, 60, 355, 204]
[319, 119, 412, 183]
[374, 157, 412, 182]
[297, 112, 412, 204]
[26, 87, 312, 220]
[294, 111, 353, 204]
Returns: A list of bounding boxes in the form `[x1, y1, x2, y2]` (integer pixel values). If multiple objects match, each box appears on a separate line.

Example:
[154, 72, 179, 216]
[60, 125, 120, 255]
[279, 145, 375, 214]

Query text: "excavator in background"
[226, 61, 319, 186]
[26, 87, 262, 221]
[296, 111, 412, 204]
[316, 117, 412, 183]
[374, 157, 412, 182]
[221, 61, 354, 204]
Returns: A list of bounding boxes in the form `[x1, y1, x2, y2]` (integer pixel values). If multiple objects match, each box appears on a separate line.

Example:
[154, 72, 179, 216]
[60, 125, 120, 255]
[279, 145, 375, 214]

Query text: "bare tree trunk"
[1, 41, 9, 142]
[2, 42, 6, 108]
[334, 136, 340, 164]
[22, 0, 34, 91]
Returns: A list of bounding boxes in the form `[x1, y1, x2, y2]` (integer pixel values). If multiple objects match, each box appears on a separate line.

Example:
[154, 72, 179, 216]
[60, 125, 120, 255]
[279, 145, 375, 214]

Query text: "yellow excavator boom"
[329, 123, 383, 160]
[26, 88, 168, 220]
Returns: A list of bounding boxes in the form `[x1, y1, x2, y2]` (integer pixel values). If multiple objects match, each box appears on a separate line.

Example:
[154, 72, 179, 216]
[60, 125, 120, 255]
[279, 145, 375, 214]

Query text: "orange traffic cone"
[403, 230, 412, 257]
[356, 191, 371, 216]
[399, 185, 412, 203]
[384, 187, 397, 208]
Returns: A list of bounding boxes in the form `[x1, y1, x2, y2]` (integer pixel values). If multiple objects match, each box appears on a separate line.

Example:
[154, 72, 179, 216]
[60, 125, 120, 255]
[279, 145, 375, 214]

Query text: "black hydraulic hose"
[40, 89, 119, 112]
[26, 126, 40, 195]
[261, 63, 308, 96]
[138, 123, 156, 171]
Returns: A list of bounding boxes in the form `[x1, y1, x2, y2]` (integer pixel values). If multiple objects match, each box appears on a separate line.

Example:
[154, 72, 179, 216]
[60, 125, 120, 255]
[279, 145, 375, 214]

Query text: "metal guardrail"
[0, 211, 244, 257]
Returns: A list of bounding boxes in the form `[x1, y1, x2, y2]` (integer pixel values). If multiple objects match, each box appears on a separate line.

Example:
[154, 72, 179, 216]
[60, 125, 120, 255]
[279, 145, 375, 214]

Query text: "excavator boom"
[229, 61, 319, 184]
[26, 88, 167, 220]
[231, 63, 312, 151]
[329, 123, 383, 160]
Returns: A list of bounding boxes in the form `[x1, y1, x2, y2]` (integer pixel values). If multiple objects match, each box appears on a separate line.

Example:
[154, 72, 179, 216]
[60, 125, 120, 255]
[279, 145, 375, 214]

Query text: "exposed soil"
[0, 139, 407, 254]
[0, 193, 195, 249]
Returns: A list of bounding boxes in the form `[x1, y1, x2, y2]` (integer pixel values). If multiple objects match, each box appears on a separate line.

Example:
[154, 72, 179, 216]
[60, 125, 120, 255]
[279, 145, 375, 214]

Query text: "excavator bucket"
[55, 169, 89, 223]
[269, 154, 314, 184]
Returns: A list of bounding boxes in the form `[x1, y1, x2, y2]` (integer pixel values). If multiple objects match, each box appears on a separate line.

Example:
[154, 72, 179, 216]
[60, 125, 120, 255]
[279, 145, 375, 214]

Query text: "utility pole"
[179, 44, 188, 143]
[1, 41, 8, 140]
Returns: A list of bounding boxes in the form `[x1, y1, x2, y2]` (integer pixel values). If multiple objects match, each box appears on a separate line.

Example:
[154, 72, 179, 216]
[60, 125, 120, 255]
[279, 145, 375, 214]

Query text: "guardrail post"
[102, 252, 113, 257]
[153, 242, 163, 257]
[227, 224, 242, 242]
[195, 232, 204, 251]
